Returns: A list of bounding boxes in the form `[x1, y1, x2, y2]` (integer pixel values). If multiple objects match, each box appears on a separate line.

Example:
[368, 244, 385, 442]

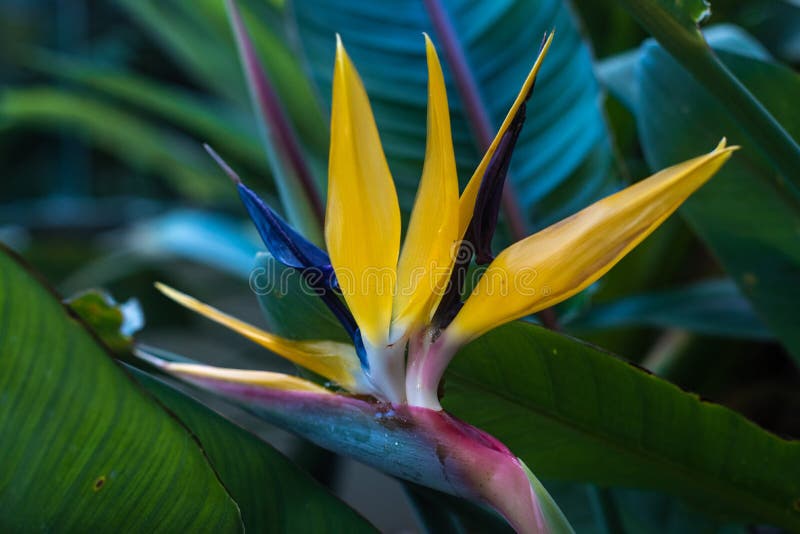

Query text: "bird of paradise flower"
[137, 21, 734, 534]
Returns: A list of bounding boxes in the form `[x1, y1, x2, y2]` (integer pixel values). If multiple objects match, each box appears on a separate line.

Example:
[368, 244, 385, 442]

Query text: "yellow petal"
[326, 36, 400, 348]
[155, 283, 365, 391]
[392, 35, 459, 335]
[160, 361, 331, 394]
[457, 32, 554, 238]
[450, 140, 737, 343]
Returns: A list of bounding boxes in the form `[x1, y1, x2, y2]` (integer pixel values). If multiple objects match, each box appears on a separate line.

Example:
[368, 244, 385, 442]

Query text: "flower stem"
[225, 0, 325, 240]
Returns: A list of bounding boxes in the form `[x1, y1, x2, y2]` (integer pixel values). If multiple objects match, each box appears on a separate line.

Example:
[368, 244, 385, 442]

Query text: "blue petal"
[236, 182, 362, 347]
[237, 183, 329, 269]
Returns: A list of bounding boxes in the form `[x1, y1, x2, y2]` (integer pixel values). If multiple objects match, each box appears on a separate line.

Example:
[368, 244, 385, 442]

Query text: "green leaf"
[21, 52, 266, 172]
[634, 37, 800, 360]
[253, 252, 349, 342]
[113, 0, 327, 158]
[549, 483, 748, 533]
[113, 0, 246, 103]
[131, 369, 377, 532]
[442, 321, 800, 530]
[225, 0, 324, 243]
[738, 0, 800, 65]
[598, 24, 771, 112]
[616, 0, 800, 201]
[631, 0, 711, 29]
[0, 88, 226, 201]
[565, 278, 774, 341]
[0, 246, 242, 530]
[291, 0, 618, 227]
[121, 210, 261, 279]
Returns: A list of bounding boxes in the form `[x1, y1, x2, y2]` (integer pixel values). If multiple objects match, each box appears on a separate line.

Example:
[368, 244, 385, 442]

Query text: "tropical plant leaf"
[131, 369, 377, 532]
[598, 24, 772, 111]
[113, 0, 246, 102]
[113, 0, 327, 155]
[62, 275, 374, 531]
[0, 88, 225, 200]
[118, 210, 261, 279]
[290, 0, 618, 228]
[442, 321, 800, 530]
[548, 482, 747, 533]
[738, 0, 800, 65]
[253, 252, 350, 342]
[565, 278, 774, 341]
[21, 52, 266, 171]
[0, 245, 242, 531]
[633, 36, 800, 361]
[616, 0, 800, 200]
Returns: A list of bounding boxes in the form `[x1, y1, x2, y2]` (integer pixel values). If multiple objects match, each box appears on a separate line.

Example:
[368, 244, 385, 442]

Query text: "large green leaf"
[0, 246, 242, 530]
[634, 38, 800, 360]
[617, 0, 800, 200]
[548, 482, 747, 533]
[63, 275, 374, 531]
[132, 369, 377, 532]
[291, 0, 617, 227]
[442, 322, 800, 530]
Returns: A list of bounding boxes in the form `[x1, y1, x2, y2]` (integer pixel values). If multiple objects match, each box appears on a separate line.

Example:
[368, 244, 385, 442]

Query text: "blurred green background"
[2, 0, 799, 530]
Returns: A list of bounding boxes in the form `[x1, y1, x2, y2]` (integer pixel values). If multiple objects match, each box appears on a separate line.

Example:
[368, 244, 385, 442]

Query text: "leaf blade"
[0, 246, 242, 531]
[442, 322, 800, 530]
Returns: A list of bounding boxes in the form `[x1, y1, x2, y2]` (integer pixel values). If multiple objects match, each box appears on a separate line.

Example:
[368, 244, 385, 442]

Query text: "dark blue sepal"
[352, 329, 370, 371]
[204, 143, 360, 347]
[237, 183, 330, 269]
[236, 182, 360, 349]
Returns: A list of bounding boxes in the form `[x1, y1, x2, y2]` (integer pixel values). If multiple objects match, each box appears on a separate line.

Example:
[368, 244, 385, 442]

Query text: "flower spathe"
[146, 28, 735, 534]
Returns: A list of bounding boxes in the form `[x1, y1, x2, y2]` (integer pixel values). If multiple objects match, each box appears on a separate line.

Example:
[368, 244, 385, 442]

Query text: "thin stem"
[423, 0, 528, 240]
[226, 0, 326, 234]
